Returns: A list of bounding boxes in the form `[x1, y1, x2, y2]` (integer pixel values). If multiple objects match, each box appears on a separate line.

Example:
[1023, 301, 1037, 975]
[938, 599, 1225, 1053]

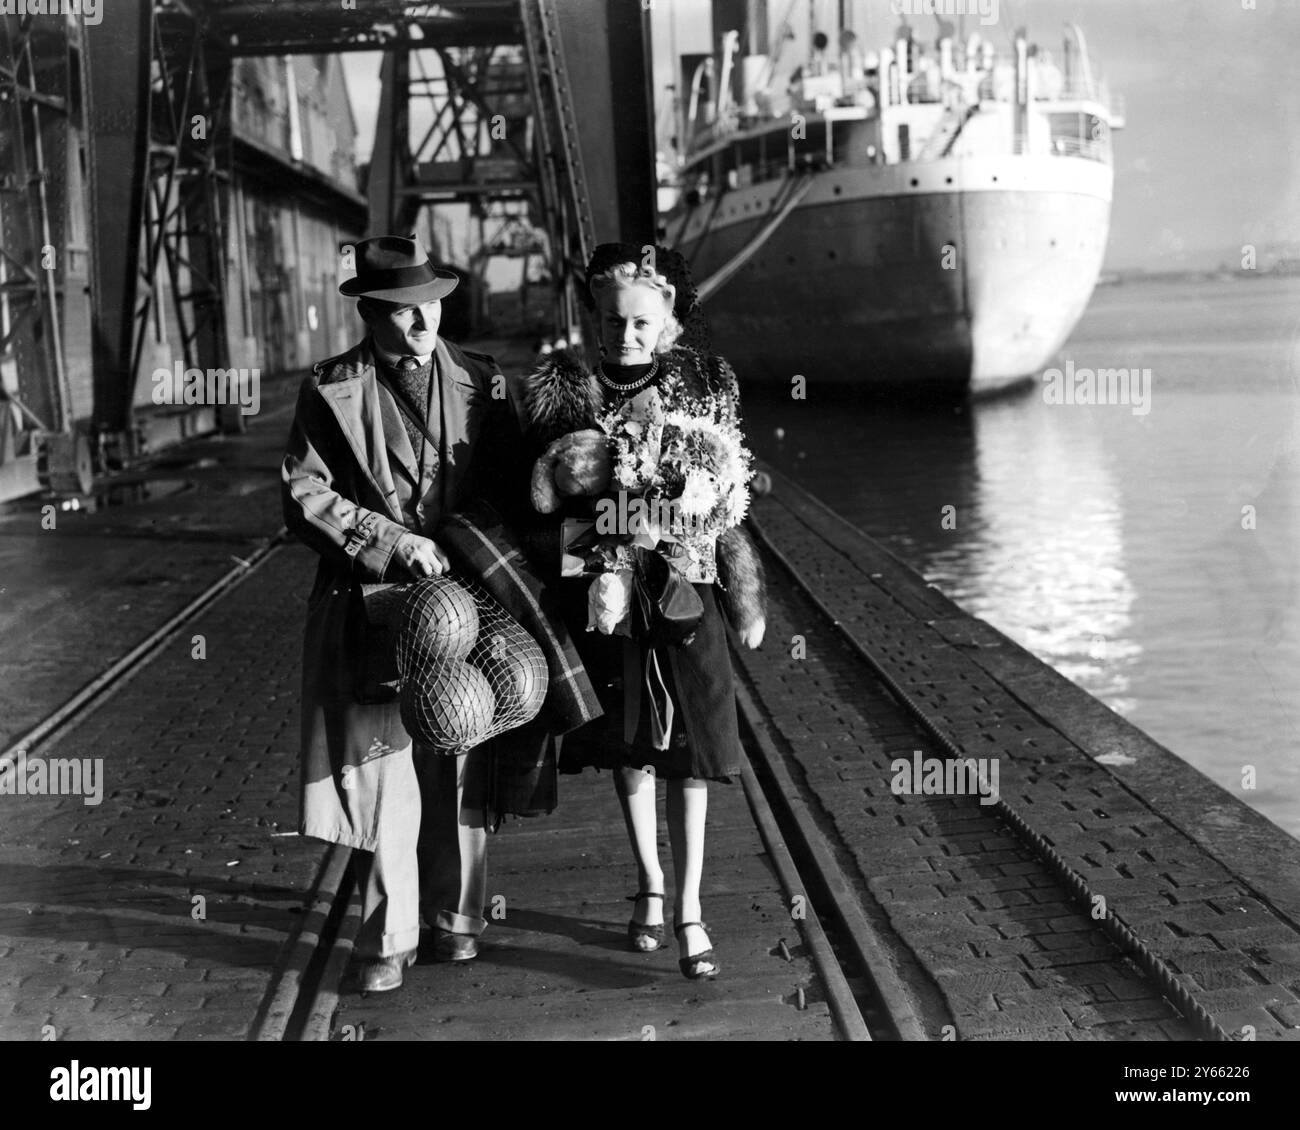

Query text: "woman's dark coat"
[519, 346, 767, 777]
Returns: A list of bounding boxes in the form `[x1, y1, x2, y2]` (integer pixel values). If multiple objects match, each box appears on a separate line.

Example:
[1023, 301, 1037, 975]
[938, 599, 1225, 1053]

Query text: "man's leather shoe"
[433, 930, 479, 963]
[358, 949, 416, 992]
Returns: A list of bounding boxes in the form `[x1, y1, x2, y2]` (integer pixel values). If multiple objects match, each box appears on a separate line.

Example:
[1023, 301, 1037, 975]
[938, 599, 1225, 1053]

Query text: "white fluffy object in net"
[384, 575, 549, 755]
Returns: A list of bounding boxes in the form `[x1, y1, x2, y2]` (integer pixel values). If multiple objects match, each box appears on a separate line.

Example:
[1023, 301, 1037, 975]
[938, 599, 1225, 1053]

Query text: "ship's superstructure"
[662, 12, 1124, 392]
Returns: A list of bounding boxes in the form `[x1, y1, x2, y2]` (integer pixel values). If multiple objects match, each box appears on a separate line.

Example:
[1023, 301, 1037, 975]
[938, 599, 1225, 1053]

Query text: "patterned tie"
[398, 355, 420, 372]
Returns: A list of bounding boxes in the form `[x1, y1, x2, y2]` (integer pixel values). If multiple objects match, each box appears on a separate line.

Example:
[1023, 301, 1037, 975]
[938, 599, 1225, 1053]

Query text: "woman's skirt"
[556, 578, 743, 782]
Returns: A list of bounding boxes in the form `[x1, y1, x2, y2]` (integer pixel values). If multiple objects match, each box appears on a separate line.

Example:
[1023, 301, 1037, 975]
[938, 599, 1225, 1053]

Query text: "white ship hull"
[664, 153, 1113, 394]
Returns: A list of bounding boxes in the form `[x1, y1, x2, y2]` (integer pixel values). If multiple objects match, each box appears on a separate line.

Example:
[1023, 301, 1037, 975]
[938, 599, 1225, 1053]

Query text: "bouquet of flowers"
[570, 385, 754, 635]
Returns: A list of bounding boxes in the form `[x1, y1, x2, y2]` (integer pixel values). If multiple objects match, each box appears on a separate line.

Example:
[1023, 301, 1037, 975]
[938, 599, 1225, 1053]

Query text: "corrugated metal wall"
[128, 53, 364, 408]
[226, 54, 363, 376]
[227, 189, 357, 376]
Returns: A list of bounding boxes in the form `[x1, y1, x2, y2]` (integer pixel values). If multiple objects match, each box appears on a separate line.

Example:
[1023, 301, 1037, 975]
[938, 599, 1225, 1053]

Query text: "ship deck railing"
[1028, 134, 1112, 162]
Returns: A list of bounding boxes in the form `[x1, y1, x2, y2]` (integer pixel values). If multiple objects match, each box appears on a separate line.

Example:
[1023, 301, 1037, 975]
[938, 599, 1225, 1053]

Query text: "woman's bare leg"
[616, 766, 664, 928]
[667, 776, 714, 967]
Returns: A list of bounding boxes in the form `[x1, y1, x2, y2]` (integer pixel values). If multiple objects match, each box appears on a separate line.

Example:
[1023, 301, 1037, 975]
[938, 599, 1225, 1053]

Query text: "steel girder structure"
[200, 0, 657, 232]
[0, 12, 92, 497]
[368, 37, 537, 332]
[519, 0, 656, 341]
[368, 47, 418, 240]
[7, 0, 656, 498]
[362, 1, 655, 344]
[83, 0, 238, 470]
[208, 0, 524, 56]
[143, 3, 238, 436]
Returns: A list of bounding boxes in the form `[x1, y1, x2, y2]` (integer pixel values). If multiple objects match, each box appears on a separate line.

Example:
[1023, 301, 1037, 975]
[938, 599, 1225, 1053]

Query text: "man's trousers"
[352, 743, 490, 958]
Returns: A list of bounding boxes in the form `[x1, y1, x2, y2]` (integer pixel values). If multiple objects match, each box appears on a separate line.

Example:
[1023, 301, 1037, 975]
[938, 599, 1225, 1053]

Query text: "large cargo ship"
[660, 8, 1124, 393]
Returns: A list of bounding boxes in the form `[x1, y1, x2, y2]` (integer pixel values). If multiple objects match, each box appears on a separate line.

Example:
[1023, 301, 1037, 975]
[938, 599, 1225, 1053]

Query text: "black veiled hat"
[581, 242, 699, 324]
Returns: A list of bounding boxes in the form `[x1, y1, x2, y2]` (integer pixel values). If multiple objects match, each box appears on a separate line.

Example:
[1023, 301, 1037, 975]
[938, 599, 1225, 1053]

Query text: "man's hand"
[738, 618, 765, 650]
[395, 532, 449, 578]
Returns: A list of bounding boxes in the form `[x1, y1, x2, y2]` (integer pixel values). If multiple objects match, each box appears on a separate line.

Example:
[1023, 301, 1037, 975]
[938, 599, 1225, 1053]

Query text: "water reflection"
[938, 394, 1140, 714]
[744, 276, 1300, 835]
[745, 391, 981, 561]
[747, 386, 1141, 717]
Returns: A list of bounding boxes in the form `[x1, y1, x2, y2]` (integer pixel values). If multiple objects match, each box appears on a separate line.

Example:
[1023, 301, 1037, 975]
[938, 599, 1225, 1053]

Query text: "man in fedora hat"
[282, 235, 521, 990]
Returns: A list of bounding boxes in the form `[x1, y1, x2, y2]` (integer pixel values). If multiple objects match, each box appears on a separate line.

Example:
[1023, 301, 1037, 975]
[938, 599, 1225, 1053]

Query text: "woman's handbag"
[349, 581, 405, 704]
[630, 546, 703, 648]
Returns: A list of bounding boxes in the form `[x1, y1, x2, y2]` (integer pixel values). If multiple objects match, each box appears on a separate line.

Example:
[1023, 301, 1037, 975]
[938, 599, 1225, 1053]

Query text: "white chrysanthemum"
[613, 452, 639, 489]
[678, 467, 719, 517]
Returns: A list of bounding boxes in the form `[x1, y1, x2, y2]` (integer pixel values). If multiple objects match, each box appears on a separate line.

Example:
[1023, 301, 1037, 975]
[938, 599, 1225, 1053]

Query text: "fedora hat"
[340, 235, 459, 303]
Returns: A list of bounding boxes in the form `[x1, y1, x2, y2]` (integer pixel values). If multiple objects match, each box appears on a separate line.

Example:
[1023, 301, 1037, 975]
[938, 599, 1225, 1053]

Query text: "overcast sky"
[343, 0, 1300, 271]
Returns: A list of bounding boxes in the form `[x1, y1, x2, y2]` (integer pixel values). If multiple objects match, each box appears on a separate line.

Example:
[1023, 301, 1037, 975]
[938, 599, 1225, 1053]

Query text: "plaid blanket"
[437, 501, 602, 735]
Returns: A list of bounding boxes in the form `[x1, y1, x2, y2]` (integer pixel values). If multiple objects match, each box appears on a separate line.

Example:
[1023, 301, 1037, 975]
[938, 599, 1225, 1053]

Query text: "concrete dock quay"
[2, 348, 1299, 1044]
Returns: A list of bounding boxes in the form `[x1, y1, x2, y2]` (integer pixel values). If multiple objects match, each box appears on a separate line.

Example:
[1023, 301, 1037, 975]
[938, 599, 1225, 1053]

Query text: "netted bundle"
[391, 575, 549, 755]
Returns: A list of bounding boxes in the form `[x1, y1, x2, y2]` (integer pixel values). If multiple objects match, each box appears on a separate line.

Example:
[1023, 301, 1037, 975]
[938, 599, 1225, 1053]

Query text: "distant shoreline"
[1098, 266, 1300, 286]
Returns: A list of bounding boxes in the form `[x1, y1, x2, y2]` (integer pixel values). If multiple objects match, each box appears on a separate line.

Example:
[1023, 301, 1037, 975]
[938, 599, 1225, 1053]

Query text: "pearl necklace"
[596, 355, 660, 394]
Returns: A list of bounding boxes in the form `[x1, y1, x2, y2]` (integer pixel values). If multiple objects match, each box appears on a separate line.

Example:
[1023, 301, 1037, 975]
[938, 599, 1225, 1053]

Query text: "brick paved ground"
[0, 546, 324, 1040]
[333, 764, 835, 1041]
[730, 528, 1198, 1041]
[0, 380, 300, 750]
[734, 479, 1300, 1040]
[0, 546, 325, 1040]
[0, 372, 327, 1041]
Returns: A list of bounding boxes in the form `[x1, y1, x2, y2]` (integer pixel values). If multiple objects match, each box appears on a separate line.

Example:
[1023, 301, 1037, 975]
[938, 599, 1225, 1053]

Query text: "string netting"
[381, 575, 549, 755]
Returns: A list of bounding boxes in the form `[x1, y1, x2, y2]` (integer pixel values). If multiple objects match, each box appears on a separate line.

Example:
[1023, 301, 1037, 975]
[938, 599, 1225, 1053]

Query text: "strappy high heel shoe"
[673, 920, 720, 981]
[627, 892, 665, 952]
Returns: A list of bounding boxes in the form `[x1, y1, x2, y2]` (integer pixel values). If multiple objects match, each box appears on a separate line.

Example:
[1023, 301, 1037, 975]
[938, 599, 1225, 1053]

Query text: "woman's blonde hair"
[588, 261, 683, 354]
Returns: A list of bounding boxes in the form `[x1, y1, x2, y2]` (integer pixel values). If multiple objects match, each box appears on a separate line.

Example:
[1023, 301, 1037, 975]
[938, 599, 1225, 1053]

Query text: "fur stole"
[523, 348, 603, 447]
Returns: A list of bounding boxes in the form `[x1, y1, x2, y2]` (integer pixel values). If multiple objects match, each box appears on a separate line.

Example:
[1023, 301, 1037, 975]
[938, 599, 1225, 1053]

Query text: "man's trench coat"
[280, 334, 534, 852]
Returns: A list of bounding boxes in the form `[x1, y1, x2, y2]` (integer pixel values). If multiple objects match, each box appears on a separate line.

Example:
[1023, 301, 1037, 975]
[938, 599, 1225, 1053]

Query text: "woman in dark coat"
[523, 245, 767, 980]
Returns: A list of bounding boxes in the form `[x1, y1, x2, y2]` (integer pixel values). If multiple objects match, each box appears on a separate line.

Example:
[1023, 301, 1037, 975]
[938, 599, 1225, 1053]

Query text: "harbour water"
[743, 275, 1300, 838]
